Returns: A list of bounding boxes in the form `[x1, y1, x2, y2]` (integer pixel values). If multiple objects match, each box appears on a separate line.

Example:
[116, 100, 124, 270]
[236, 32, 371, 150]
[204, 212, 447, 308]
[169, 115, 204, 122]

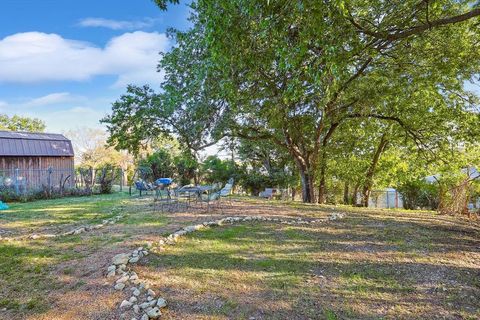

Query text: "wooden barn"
[0, 131, 75, 191]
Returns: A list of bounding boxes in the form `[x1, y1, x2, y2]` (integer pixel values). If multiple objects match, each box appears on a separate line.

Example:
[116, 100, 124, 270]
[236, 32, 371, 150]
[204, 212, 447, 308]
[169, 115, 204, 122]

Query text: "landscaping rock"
[115, 283, 126, 290]
[107, 270, 116, 278]
[120, 300, 133, 309]
[147, 289, 155, 296]
[133, 305, 140, 314]
[129, 256, 140, 263]
[133, 288, 141, 296]
[129, 296, 138, 303]
[140, 314, 149, 320]
[156, 298, 167, 308]
[139, 302, 150, 309]
[116, 275, 129, 284]
[146, 307, 161, 319]
[107, 265, 116, 273]
[112, 253, 130, 265]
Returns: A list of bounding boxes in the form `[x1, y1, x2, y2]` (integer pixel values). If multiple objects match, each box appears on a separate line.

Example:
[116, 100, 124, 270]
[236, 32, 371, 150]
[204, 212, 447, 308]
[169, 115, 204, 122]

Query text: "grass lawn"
[0, 194, 479, 319]
[139, 205, 480, 320]
[0, 192, 169, 319]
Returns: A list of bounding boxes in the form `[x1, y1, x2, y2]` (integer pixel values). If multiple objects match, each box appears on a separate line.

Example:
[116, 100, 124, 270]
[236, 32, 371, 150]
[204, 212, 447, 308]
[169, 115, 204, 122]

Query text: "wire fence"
[0, 167, 126, 197]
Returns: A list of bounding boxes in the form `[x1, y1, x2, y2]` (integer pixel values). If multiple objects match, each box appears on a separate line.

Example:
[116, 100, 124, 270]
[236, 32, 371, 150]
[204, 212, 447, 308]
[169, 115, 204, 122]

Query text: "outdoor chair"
[175, 185, 199, 211]
[219, 182, 234, 207]
[154, 187, 177, 213]
[199, 190, 222, 213]
[135, 180, 153, 196]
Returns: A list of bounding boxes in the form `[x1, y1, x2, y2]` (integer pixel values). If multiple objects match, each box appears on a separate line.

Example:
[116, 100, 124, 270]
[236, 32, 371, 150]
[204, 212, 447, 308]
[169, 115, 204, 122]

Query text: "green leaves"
[0, 114, 46, 132]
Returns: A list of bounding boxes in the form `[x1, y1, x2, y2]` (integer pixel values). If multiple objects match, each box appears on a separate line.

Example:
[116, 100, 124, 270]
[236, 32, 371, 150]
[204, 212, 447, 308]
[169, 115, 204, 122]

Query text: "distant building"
[366, 188, 404, 209]
[0, 131, 75, 191]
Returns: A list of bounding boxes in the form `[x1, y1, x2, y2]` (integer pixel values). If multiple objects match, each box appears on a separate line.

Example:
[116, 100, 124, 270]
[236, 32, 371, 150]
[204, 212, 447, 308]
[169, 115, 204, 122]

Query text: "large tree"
[187, 0, 480, 202]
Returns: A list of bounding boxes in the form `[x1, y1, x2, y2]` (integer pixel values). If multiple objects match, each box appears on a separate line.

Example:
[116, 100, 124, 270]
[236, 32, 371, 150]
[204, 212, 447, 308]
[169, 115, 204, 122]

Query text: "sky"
[0, 0, 191, 133]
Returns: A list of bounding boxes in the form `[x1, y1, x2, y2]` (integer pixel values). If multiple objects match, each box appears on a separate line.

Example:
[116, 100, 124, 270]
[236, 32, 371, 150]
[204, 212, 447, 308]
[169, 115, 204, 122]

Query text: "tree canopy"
[0, 114, 46, 132]
[103, 0, 480, 204]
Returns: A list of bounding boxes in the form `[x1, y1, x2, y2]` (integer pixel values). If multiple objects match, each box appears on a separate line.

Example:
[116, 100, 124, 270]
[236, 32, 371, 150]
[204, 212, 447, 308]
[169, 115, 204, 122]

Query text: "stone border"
[0, 211, 126, 242]
[107, 212, 346, 320]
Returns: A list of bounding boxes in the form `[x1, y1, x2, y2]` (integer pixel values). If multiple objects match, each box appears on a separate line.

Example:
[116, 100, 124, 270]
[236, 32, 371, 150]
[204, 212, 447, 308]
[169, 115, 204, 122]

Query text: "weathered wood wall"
[0, 156, 75, 190]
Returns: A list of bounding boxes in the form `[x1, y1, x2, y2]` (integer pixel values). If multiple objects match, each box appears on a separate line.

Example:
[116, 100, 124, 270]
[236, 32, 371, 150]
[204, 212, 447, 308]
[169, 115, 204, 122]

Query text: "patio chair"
[175, 185, 199, 211]
[219, 182, 234, 207]
[154, 187, 177, 213]
[135, 180, 153, 196]
[199, 190, 222, 213]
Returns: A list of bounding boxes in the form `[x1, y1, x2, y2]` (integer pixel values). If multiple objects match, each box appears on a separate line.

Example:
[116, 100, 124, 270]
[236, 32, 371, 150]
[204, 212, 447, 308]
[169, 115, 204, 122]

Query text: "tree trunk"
[317, 150, 328, 204]
[361, 133, 389, 207]
[343, 182, 349, 204]
[299, 170, 315, 203]
[352, 183, 359, 205]
[294, 160, 315, 203]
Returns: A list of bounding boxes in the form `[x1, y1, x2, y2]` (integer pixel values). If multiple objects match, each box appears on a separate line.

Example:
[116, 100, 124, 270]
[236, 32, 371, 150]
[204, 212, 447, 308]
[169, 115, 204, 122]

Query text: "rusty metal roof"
[0, 130, 74, 157]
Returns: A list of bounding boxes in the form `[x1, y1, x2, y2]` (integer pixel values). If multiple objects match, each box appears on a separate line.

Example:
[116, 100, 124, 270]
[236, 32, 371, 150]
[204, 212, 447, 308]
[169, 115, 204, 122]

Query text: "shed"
[0, 130, 75, 191]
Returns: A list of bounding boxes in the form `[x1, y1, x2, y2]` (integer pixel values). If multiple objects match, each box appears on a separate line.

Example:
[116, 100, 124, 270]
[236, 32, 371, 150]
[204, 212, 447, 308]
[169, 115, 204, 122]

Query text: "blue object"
[156, 178, 172, 186]
[135, 181, 149, 191]
[0, 201, 9, 210]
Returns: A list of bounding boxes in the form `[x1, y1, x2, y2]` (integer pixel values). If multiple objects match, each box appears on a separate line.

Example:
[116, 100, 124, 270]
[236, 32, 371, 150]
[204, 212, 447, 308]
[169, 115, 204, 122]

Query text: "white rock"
[107, 270, 116, 278]
[129, 273, 139, 280]
[139, 302, 150, 309]
[140, 314, 149, 320]
[147, 296, 154, 302]
[107, 265, 116, 273]
[133, 305, 140, 314]
[115, 283, 126, 290]
[120, 300, 133, 308]
[147, 289, 155, 296]
[148, 300, 157, 307]
[129, 296, 138, 303]
[133, 288, 141, 296]
[129, 256, 140, 263]
[156, 298, 167, 308]
[112, 254, 130, 265]
[116, 275, 129, 284]
[146, 307, 161, 319]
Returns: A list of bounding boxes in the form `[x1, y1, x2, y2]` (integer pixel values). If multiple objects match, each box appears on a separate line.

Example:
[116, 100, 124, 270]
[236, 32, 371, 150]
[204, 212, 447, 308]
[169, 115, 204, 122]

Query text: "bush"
[397, 180, 439, 210]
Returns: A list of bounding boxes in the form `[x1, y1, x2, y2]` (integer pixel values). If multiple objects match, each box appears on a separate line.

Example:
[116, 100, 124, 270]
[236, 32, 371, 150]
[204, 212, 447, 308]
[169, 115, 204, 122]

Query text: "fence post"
[47, 167, 53, 194]
[14, 168, 19, 195]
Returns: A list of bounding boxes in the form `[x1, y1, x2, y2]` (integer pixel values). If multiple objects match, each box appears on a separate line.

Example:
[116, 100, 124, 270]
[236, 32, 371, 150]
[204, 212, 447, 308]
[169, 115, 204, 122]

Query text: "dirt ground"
[1, 196, 479, 320]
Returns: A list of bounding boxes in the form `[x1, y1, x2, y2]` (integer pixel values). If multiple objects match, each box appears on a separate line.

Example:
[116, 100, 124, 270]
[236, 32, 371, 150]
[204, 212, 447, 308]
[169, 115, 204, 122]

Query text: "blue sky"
[0, 0, 191, 133]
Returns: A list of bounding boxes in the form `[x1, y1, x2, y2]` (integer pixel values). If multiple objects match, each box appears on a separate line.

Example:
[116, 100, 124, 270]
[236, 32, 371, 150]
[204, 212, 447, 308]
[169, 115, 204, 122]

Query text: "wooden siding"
[0, 156, 75, 190]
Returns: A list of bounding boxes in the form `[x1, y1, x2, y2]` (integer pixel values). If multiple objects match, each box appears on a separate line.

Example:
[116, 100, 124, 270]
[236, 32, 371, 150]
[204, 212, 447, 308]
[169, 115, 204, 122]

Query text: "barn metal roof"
[0, 131, 74, 157]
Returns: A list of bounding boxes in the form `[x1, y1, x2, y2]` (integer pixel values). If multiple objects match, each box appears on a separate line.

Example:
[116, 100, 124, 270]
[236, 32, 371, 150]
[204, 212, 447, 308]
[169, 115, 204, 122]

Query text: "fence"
[0, 167, 126, 196]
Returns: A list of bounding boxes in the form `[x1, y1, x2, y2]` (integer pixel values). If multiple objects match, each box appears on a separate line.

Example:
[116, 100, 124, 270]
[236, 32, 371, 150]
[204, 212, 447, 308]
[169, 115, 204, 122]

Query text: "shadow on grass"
[144, 216, 480, 319]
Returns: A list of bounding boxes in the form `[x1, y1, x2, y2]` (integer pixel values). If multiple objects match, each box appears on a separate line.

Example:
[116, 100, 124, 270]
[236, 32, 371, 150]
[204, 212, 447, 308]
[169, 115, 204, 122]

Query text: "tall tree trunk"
[361, 133, 389, 207]
[352, 183, 360, 205]
[343, 182, 349, 204]
[317, 149, 328, 204]
[294, 159, 315, 203]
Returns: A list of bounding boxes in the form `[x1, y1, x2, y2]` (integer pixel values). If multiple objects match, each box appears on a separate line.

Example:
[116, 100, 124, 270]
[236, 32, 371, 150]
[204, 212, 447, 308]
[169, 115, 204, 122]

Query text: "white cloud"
[0, 31, 169, 86]
[21, 92, 74, 107]
[78, 17, 157, 30]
